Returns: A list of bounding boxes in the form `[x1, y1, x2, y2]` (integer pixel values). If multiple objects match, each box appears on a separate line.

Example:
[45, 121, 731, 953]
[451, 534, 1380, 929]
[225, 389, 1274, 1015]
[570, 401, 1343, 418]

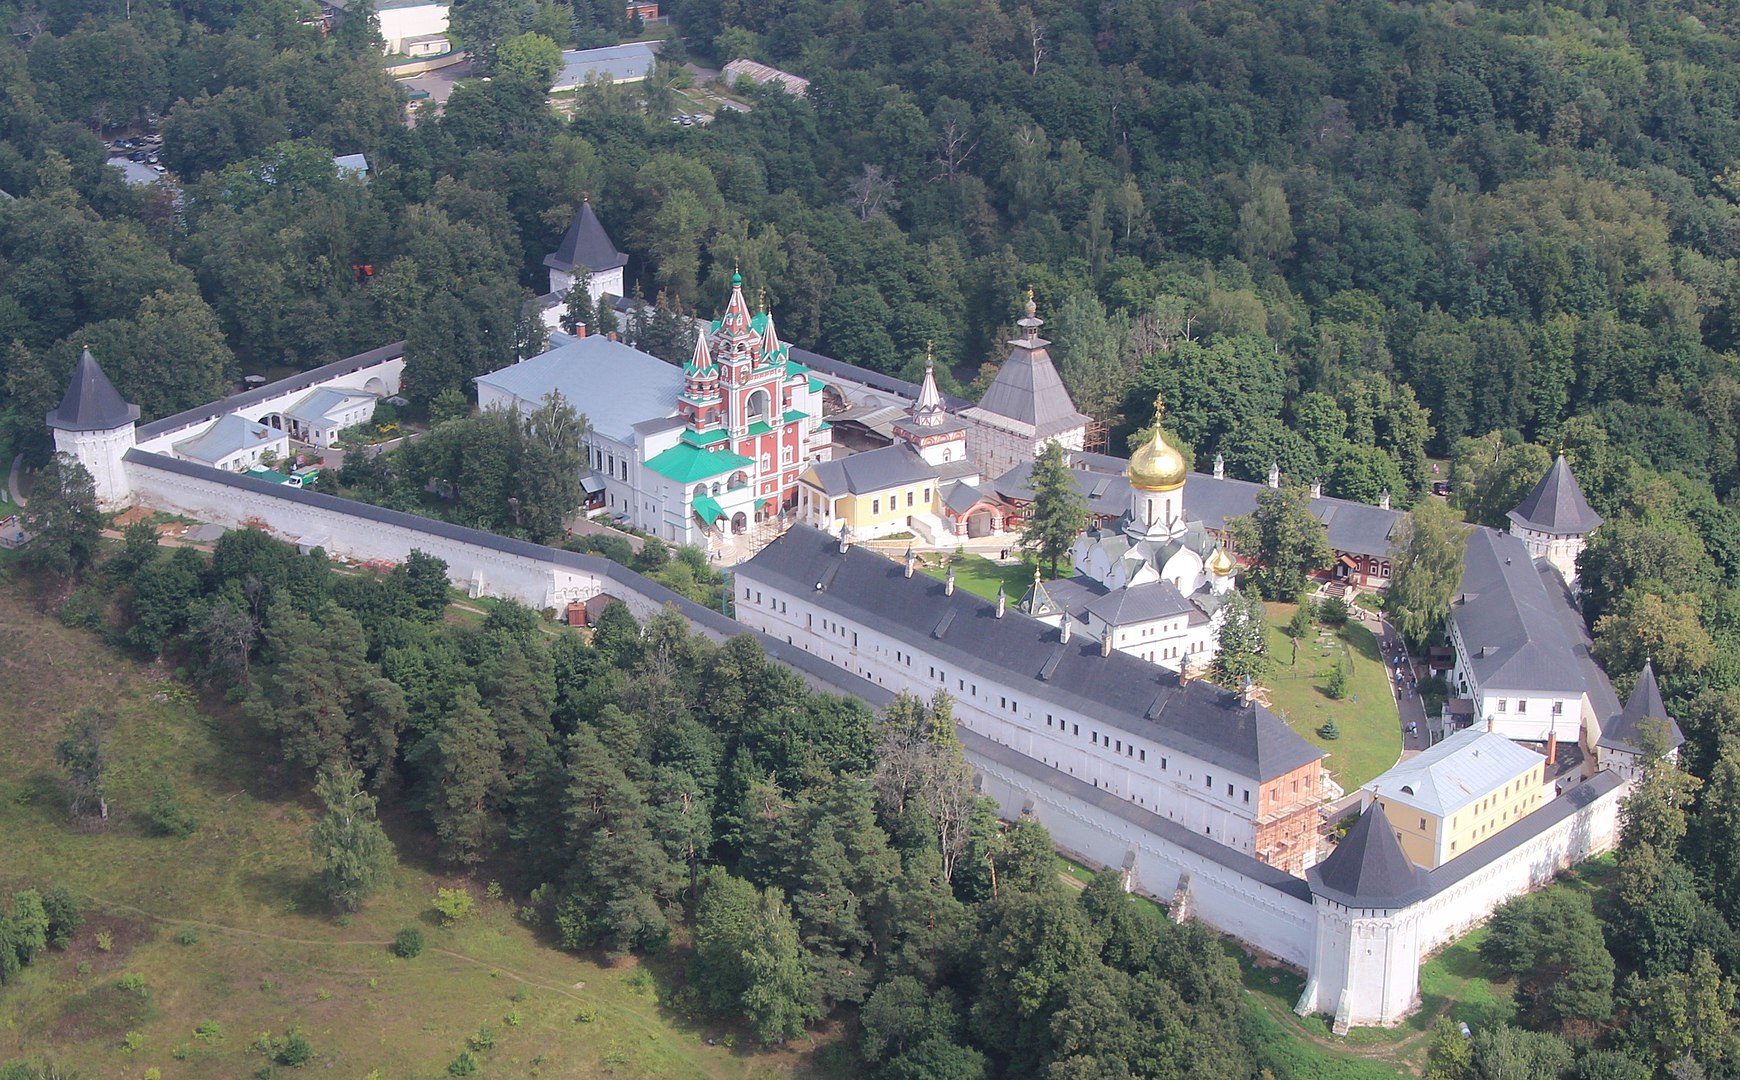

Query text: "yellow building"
[797, 443, 940, 540]
[1362, 727, 1546, 870]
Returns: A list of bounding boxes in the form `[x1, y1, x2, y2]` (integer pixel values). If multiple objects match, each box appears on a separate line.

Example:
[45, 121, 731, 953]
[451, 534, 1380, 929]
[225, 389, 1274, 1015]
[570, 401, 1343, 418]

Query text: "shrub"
[176, 927, 199, 946]
[392, 927, 425, 958]
[433, 888, 474, 926]
[116, 972, 147, 995]
[41, 888, 81, 948]
[485, 880, 504, 900]
[194, 1019, 226, 1043]
[1317, 718, 1341, 740]
[274, 1029, 313, 1067]
[1326, 661, 1350, 700]
[448, 1052, 479, 1076]
[95, 931, 113, 952]
[1318, 596, 1350, 627]
[468, 1026, 496, 1051]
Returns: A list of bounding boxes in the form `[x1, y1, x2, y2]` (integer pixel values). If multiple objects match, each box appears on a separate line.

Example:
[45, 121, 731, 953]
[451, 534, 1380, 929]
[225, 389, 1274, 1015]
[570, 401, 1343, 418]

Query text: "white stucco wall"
[135, 354, 405, 456]
[735, 572, 1274, 854]
[378, 2, 450, 54]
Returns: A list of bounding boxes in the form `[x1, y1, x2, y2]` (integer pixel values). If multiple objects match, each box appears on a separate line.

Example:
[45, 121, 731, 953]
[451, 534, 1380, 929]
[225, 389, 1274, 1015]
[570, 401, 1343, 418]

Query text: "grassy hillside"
[0, 587, 825, 1079]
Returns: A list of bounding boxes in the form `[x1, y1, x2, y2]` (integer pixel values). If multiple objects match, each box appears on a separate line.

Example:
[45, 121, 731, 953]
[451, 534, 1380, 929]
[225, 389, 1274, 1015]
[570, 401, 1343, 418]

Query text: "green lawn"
[1261, 604, 1402, 790]
[921, 553, 1068, 604]
[0, 588, 819, 1079]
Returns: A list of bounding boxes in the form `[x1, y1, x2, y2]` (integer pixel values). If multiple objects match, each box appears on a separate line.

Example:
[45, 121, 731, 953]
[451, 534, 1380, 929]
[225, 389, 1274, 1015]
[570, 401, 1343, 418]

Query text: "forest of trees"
[29, 517, 1284, 1078]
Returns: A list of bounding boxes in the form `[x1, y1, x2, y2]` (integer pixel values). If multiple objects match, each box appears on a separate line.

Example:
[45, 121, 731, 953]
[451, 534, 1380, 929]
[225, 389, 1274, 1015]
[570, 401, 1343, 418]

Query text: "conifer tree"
[1020, 441, 1088, 579]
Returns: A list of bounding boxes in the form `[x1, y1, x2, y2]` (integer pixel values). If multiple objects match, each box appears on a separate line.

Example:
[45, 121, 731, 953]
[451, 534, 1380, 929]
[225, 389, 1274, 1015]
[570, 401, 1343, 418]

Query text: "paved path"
[7, 455, 25, 508]
[1369, 611, 1430, 754]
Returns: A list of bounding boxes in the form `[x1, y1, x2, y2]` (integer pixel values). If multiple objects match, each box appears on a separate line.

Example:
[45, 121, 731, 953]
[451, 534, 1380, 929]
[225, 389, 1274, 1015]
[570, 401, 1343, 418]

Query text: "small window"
[1243, 789, 1250, 803]
[1073, 724, 1079, 736]
[1498, 699, 1507, 713]
[1552, 700, 1564, 715]
[1205, 775, 1213, 789]
[1419, 817, 1427, 829]
[872, 498, 880, 514]
[1226, 783, 1233, 797]
[1140, 750, 1147, 762]
[1092, 732, 1098, 745]
[906, 491, 914, 507]
[1517, 699, 1527, 713]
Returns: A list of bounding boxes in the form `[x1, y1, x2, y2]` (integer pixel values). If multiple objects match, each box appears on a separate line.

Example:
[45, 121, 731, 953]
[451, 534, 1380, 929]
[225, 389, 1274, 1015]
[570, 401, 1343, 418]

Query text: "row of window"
[1493, 697, 1566, 715]
[869, 488, 932, 515]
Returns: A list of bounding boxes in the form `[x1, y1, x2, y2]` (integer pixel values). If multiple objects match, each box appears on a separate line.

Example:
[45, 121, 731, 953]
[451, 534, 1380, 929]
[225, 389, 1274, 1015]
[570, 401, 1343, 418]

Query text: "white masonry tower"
[45, 348, 138, 509]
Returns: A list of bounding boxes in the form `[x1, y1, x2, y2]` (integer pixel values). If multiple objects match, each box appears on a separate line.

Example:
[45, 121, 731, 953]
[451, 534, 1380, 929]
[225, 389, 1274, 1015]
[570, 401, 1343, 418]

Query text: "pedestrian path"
[7, 455, 25, 508]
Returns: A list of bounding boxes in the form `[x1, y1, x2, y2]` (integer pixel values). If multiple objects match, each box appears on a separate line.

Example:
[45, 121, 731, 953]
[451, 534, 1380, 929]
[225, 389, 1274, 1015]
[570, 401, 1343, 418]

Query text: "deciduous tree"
[310, 762, 395, 912]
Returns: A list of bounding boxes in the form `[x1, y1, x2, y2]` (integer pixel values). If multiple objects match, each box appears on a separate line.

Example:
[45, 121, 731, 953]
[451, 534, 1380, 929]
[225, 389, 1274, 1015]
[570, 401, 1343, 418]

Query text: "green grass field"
[921, 553, 1068, 604]
[0, 588, 822, 1079]
[1262, 604, 1402, 790]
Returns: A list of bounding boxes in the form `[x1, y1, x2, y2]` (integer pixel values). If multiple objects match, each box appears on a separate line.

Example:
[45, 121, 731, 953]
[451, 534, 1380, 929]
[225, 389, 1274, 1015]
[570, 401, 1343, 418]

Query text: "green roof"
[682, 427, 730, 447]
[644, 442, 752, 483]
[783, 408, 808, 423]
[814, 420, 831, 431]
[785, 357, 809, 377]
[745, 420, 775, 437]
[808, 376, 825, 393]
[692, 494, 726, 524]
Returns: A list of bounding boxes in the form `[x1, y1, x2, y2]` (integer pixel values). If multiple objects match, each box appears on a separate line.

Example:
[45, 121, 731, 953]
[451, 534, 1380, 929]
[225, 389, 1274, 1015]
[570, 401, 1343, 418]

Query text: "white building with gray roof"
[552, 43, 656, 92]
[961, 298, 1091, 479]
[1507, 453, 1602, 587]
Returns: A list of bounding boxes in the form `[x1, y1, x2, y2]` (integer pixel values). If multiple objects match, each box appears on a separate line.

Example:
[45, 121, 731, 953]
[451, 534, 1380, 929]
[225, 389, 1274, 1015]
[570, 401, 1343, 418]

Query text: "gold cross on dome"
[1153, 392, 1166, 425]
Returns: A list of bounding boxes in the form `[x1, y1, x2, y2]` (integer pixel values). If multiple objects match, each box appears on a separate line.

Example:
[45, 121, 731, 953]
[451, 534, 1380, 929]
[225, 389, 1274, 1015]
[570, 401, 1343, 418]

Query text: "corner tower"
[1508, 454, 1602, 587]
[46, 348, 139, 508]
[544, 195, 628, 309]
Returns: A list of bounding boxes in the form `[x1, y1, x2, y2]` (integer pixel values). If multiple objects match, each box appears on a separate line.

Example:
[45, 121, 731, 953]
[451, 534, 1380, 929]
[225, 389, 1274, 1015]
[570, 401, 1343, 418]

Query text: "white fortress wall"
[134, 344, 407, 453]
[966, 729, 1317, 967]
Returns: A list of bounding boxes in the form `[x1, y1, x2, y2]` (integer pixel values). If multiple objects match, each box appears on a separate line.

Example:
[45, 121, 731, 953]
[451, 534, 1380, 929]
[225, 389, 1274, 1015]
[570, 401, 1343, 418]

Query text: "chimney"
[1101, 633, 1113, 657]
[1267, 461, 1280, 489]
[838, 523, 851, 554]
[995, 584, 1006, 618]
[1213, 453, 1225, 481]
[1546, 729, 1558, 766]
[1310, 477, 1323, 499]
[904, 545, 915, 578]
[574, 321, 587, 339]
[945, 567, 955, 596]
[1379, 489, 1391, 511]
[1240, 675, 1256, 707]
[1060, 617, 1072, 644]
[607, 331, 619, 342]
[1487, 715, 1495, 733]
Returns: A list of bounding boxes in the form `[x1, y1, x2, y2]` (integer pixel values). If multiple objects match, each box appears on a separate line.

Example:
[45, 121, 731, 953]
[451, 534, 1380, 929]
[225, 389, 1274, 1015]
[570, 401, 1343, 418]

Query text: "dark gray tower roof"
[1308, 802, 1426, 907]
[973, 302, 1092, 438]
[46, 348, 139, 431]
[1508, 454, 1602, 536]
[543, 197, 627, 275]
[1597, 661, 1685, 754]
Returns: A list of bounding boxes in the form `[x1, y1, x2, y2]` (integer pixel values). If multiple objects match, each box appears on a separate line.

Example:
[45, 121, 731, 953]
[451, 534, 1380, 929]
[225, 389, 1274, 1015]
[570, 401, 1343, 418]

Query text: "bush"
[116, 972, 147, 996]
[433, 888, 474, 926]
[145, 781, 198, 838]
[467, 1026, 496, 1051]
[194, 1019, 226, 1043]
[392, 927, 425, 958]
[41, 888, 81, 948]
[448, 1052, 479, 1076]
[274, 1029, 313, 1067]
[1326, 662, 1350, 700]
[1318, 596, 1350, 627]
[1317, 718, 1341, 740]
[176, 927, 199, 946]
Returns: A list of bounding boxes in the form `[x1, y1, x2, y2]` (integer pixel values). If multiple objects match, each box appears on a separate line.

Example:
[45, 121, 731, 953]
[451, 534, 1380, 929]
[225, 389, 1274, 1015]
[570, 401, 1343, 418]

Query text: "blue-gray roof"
[286, 387, 372, 426]
[475, 334, 682, 444]
[48, 348, 139, 432]
[1508, 455, 1602, 536]
[1310, 803, 1426, 907]
[172, 414, 280, 465]
[1451, 528, 1610, 699]
[554, 43, 655, 89]
[803, 444, 935, 496]
[973, 331, 1091, 438]
[738, 526, 1324, 782]
[1597, 662, 1684, 753]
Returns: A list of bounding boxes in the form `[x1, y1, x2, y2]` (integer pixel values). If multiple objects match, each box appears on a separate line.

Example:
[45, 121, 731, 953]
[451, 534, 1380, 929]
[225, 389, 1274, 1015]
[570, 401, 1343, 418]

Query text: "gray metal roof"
[475, 333, 682, 444]
[172, 414, 280, 465]
[286, 387, 371, 426]
[1508, 455, 1602, 536]
[737, 526, 1323, 782]
[1364, 727, 1544, 818]
[47, 348, 139, 432]
[554, 43, 655, 89]
[802, 444, 935, 497]
[1309, 802, 1427, 907]
[1597, 662, 1685, 753]
[1450, 529, 1605, 697]
[543, 198, 627, 275]
[972, 331, 1091, 438]
[942, 480, 992, 515]
[995, 458, 1131, 518]
[1081, 580, 1198, 626]
[790, 347, 972, 410]
[1184, 473, 1401, 558]
[137, 341, 405, 440]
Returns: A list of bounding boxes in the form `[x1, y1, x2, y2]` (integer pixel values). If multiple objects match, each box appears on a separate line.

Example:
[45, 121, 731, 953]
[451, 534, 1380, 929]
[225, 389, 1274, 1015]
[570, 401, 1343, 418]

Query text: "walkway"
[7, 455, 25, 508]
[1369, 610, 1430, 755]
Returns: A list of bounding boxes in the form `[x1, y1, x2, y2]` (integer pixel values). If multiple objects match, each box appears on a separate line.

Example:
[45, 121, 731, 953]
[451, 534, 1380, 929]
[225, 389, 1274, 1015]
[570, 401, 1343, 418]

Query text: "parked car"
[1431, 481, 1451, 497]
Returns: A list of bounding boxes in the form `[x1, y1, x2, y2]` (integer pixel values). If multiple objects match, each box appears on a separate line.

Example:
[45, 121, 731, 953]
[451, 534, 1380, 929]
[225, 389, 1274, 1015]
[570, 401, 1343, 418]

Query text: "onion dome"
[1207, 545, 1236, 577]
[1129, 392, 1187, 492]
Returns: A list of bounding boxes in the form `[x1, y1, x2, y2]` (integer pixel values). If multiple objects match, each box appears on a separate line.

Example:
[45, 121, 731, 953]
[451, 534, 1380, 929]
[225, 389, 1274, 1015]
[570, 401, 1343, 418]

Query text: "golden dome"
[1129, 393, 1187, 492]
[1207, 545, 1236, 577]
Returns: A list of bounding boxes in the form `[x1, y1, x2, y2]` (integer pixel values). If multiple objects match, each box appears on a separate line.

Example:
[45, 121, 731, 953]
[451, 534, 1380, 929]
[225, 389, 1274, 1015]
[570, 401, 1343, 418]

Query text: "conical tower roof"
[720, 268, 753, 337]
[1598, 661, 1685, 754]
[912, 347, 945, 428]
[1508, 454, 1602, 536]
[544, 195, 627, 275]
[47, 348, 139, 432]
[685, 329, 715, 376]
[974, 295, 1092, 439]
[1308, 802, 1426, 907]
